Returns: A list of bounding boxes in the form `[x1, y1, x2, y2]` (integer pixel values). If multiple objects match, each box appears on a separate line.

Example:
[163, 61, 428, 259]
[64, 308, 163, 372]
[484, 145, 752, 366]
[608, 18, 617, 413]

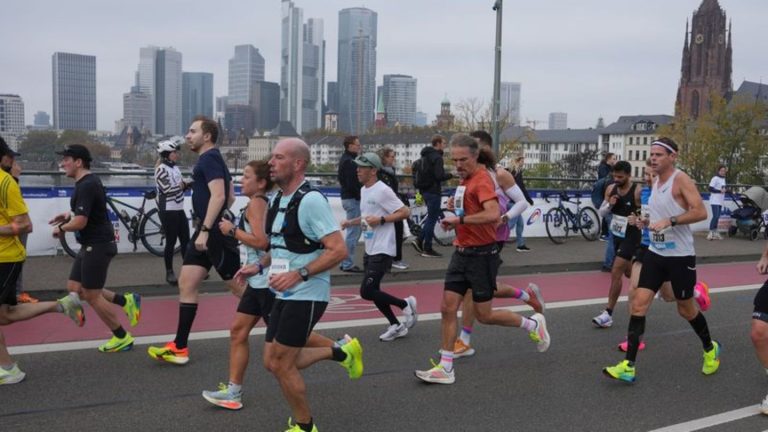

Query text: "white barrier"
[21, 186, 741, 257]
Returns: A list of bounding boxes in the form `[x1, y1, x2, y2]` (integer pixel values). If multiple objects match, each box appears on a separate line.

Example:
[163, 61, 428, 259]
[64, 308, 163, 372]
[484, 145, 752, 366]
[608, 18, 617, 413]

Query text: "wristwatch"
[380, 216, 386, 225]
[298, 267, 309, 281]
[200, 225, 211, 232]
[670, 216, 678, 227]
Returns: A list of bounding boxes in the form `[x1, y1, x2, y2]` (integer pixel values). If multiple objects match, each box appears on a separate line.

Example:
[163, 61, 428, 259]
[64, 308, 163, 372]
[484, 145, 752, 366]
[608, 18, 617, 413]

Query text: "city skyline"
[2, 0, 766, 132]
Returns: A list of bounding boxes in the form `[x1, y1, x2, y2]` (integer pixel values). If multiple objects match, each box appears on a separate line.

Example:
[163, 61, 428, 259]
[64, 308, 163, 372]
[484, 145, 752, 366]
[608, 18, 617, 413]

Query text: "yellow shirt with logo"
[0, 170, 28, 263]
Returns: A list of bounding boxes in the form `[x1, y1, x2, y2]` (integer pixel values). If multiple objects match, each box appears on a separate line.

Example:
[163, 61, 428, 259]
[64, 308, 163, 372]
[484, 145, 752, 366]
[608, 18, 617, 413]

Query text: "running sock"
[56, 293, 78, 313]
[112, 325, 127, 339]
[439, 351, 454, 372]
[626, 315, 646, 364]
[606, 308, 614, 316]
[513, 287, 530, 302]
[1, 363, 16, 371]
[331, 346, 347, 362]
[112, 294, 127, 307]
[174, 303, 198, 349]
[519, 317, 537, 332]
[297, 419, 314, 432]
[459, 327, 472, 345]
[688, 311, 713, 351]
[228, 382, 242, 394]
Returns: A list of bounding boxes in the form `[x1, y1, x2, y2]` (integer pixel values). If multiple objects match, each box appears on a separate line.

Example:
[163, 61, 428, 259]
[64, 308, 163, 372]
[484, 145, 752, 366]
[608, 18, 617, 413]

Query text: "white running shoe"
[706, 232, 714, 241]
[392, 261, 409, 270]
[379, 323, 408, 341]
[529, 313, 551, 352]
[403, 296, 418, 328]
[592, 310, 613, 328]
[761, 393, 768, 415]
[0, 363, 26, 385]
[415, 363, 455, 384]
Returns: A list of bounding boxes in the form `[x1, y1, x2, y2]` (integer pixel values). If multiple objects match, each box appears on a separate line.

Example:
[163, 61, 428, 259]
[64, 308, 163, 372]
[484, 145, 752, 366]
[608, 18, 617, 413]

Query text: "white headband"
[651, 141, 677, 154]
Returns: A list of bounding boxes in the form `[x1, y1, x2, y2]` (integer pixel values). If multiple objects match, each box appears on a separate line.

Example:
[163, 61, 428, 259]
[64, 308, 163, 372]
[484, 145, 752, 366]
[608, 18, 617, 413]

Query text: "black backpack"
[412, 157, 433, 190]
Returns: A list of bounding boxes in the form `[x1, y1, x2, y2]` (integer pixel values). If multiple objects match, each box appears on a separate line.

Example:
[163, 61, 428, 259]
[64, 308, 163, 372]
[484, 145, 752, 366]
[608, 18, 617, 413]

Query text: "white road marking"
[648, 405, 762, 432]
[9, 283, 761, 356]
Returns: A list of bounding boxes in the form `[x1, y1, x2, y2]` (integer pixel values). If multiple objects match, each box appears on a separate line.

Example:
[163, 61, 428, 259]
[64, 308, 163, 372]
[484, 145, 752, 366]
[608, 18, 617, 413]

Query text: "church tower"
[675, 0, 732, 119]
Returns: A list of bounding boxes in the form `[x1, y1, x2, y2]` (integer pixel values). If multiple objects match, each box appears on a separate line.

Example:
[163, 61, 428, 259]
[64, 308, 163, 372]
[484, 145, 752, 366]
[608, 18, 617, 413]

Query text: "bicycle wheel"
[139, 208, 180, 257]
[545, 208, 570, 244]
[59, 230, 81, 258]
[433, 209, 457, 247]
[578, 207, 601, 241]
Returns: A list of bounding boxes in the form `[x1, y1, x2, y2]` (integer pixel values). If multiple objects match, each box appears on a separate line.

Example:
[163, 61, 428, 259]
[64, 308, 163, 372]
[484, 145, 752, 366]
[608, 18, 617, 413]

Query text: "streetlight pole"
[491, 0, 503, 155]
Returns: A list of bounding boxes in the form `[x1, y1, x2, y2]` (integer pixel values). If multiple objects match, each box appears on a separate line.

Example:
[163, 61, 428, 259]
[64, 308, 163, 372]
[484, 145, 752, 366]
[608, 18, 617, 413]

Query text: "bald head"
[276, 138, 310, 166]
[270, 138, 311, 189]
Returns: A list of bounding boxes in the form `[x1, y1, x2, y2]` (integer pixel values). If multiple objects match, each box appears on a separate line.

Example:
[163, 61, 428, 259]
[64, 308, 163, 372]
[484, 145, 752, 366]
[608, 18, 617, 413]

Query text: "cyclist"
[155, 140, 190, 286]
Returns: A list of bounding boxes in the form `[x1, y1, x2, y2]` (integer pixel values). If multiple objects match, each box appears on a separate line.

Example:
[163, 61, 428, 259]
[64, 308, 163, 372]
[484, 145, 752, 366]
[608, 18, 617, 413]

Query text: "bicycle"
[543, 191, 601, 244]
[405, 193, 456, 247]
[60, 189, 181, 258]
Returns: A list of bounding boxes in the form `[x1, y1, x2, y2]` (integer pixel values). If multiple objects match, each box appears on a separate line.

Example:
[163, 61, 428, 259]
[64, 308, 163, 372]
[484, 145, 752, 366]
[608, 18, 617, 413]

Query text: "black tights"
[360, 254, 406, 325]
[159, 210, 190, 271]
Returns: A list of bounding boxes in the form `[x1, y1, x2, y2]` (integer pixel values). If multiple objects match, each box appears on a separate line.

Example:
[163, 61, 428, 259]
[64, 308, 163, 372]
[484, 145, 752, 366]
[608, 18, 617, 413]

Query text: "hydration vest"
[266, 182, 326, 254]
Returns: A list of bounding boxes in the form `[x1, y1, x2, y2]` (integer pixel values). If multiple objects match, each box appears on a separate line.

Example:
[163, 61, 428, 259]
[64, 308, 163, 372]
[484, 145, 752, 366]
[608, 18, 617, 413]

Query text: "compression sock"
[688, 311, 714, 351]
[626, 315, 646, 364]
[174, 303, 198, 349]
[111, 294, 126, 307]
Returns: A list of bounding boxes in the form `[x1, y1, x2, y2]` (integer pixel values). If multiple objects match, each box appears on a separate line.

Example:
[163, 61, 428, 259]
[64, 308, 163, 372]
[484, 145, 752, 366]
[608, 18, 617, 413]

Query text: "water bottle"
[362, 219, 373, 240]
[120, 209, 130, 222]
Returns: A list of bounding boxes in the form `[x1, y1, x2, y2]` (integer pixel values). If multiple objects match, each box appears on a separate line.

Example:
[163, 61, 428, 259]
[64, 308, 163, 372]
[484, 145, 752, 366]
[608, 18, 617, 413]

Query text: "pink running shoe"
[618, 339, 646, 352]
[694, 281, 711, 311]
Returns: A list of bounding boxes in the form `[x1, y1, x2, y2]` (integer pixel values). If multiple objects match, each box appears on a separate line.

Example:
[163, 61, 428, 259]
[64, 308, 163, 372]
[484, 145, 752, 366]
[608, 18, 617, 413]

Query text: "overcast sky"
[1, 0, 765, 132]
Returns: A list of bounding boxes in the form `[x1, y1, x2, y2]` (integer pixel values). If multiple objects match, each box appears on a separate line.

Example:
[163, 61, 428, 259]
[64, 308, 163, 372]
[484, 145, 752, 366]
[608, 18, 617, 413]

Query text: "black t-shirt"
[71, 174, 114, 244]
[191, 148, 230, 222]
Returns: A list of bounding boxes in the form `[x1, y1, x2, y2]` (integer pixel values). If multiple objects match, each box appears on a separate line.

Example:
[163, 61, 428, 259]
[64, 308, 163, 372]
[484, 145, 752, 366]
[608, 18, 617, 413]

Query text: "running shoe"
[403, 296, 418, 328]
[147, 341, 190, 365]
[16, 292, 38, 303]
[603, 360, 636, 383]
[528, 313, 551, 352]
[391, 261, 409, 270]
[123, 292, 142, 327]
[420, 249, 442, 258]
[339, 337, 363, 379]
[202, 383, 243, 410]
[516, 245, 531, 252]
[592, 310, 613, 328]
[702, 340, 721, 375]
[694, 281, 711, 312]
[415, 360, 455, 384]
[379, 323, 408, 342]
[57, 293, 85, 327]
[617, 339, 646, 352]
[285, 418, 319, 432]
[98, 333, 135, 352]
[761, 393, 768, 415]
[0, 364, 25, 385]
[411, 239, 424, 254]
[706, 232, 714, 241]
[525, 283, 545, 314]
[453, 339, 476, 358]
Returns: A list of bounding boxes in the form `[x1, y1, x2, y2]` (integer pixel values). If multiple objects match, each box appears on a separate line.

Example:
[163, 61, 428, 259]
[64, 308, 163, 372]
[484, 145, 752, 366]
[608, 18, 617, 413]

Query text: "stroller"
[728, 186, 768, 241]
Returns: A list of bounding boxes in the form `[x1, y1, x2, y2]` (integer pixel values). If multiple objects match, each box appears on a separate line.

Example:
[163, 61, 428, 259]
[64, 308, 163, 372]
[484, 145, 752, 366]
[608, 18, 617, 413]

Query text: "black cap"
[56, 144, 92, 162]
[0, 136, 20, 158]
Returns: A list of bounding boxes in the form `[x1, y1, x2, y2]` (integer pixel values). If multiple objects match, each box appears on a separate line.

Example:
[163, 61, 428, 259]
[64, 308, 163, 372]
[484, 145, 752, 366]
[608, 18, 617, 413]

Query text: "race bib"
[269, 258, 290, 275]
[454, 186, 466, 217]
[610, 215, 628, 238]
[651, 228, 676, 250]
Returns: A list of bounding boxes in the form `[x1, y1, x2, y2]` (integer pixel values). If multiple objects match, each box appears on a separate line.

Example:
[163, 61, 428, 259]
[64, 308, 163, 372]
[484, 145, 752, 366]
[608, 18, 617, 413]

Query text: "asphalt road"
[2, 286, 767, 432]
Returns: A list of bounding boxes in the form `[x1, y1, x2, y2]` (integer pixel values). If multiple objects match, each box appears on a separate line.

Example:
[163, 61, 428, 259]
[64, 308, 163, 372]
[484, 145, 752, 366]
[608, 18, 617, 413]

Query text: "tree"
[553, 149, 600, 181]
[526, 163, 556, 189]
[19, 131, 58, 161]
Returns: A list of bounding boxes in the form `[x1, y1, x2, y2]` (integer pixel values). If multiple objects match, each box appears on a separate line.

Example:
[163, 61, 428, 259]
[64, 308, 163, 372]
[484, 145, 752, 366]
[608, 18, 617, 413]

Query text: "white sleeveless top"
[648, 169, 695, 257]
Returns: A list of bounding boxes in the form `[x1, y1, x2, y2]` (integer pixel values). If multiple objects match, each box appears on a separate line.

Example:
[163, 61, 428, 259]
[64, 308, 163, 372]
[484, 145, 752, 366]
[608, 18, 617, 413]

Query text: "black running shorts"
[613, 229, 641, 261]
[69, 242, 117, 289]
[265, 299, 327, 348]
[237, 287, 275, 322]
[183, 229, 240, 280]
[752, 280, 768, 323]
[0, 262, 23, 306]
[636, 250, 696, 300]
[444, 245, 500, 303]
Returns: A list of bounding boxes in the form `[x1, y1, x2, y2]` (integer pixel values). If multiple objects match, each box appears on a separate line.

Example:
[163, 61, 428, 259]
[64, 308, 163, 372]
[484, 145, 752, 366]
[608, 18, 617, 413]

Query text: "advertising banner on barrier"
[22, 186, 740, 257]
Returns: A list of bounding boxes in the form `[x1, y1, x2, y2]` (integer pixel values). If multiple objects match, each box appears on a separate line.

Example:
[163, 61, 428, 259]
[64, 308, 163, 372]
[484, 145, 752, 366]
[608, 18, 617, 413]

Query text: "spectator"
[598, 152, 617, 179]
[377, 147, 409, 270]
[337, 136, 363, 272]
[707, 165, 727, 241]
[508, 155, 534, 252]
[411, 134, 453, 258]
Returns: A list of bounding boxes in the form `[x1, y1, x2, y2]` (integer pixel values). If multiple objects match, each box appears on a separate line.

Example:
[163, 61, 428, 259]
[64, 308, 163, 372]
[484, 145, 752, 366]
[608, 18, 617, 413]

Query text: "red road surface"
[6, 262, 763, 346]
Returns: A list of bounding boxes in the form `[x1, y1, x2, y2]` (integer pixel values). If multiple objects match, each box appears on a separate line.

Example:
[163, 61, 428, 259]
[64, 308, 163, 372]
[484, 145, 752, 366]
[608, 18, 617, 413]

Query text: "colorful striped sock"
[460, 327, 472, 345]
[440, 351, 454, 371]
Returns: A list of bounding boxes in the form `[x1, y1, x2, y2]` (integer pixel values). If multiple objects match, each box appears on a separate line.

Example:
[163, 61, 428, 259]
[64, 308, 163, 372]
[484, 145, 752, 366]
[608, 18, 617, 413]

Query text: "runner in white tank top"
[603, 137, 720, 384]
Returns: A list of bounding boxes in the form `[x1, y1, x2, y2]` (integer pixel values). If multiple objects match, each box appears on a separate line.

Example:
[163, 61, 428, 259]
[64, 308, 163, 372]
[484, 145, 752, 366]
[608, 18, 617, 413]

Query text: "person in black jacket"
[377, 147, 408, 270]
[411, 134, 453, 258]
[508, 155, 534, 252]
[337, 136, 363, 272]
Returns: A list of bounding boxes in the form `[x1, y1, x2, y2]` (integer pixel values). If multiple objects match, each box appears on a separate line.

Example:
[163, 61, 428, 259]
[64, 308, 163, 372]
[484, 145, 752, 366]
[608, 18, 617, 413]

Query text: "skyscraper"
[0, 95, 25, 149]
[33, 111, 50, 127]
[500, 82, 521, 126]
[549, 112, 568, 130]
[281, 1, 324, 134]
[52, 52, 96, 130]
[182, 72, 214, 131]
[228, 45, 265, 106]
[338, 7, 377, 134]
[251, 81, 281, 131]
[382, 74, 417, 127]
[123, 86, 153, 130]
[137, 46, 183, 135]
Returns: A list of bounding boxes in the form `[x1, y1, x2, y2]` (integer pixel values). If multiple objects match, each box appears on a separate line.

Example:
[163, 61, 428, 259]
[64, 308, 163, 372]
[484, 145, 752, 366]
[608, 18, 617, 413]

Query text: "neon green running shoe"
[603, 360, 636, 383]
[123, 293, 141, 327]
[285, 418, 319, 432]
[702, 341, 721, 375]
[98, 333, 134, 353]
[339, 337, 363, 379]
